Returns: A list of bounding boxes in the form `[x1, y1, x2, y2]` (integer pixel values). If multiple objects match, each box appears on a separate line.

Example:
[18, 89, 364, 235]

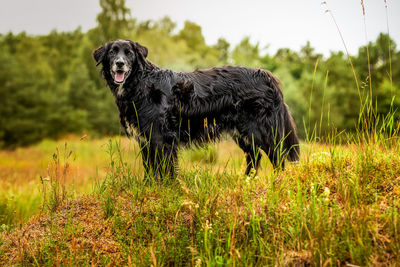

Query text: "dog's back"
[172, 66, 300, 165]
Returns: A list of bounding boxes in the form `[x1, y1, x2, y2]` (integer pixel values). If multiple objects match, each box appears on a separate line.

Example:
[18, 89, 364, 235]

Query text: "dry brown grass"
[0, 196, 121, 265]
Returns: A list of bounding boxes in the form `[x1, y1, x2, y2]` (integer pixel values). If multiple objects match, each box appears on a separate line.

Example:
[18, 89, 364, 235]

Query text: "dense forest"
[0, 0, 398, 148]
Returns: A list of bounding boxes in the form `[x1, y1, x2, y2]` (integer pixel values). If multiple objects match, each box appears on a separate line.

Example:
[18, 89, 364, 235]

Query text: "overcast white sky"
[0, 0, 399, 56]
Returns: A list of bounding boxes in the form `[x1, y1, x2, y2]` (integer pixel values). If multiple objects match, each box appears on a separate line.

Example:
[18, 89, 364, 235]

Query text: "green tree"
[177, 21, 206, 51]
[232, 37, 261, 67]
[354, 33, 399, 117]
[213, 38, 230, 64]
[96, 0, 132, 43]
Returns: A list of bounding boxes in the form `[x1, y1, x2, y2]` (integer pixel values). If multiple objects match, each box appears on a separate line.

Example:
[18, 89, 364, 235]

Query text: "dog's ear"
[130, 41, 148, 58]
[93, 44, 107, 66]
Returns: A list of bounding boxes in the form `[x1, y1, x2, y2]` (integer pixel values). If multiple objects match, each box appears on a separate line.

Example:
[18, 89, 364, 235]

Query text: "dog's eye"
[109, 50, 115, 56]
[126, 50, 132, 56]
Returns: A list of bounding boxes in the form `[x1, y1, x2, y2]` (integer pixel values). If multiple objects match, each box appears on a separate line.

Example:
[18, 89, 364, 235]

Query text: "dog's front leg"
[152, 144, 177, 181]
[138, 139, 155, 179]
[140, 141, 177, 181]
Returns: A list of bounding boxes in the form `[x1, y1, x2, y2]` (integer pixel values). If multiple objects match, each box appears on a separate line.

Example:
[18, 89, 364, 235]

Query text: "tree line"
[0, 0, 398, 148]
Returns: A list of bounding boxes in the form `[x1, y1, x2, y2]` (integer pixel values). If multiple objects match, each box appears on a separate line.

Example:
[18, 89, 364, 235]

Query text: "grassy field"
[0, 135, 273, 227]
[0, 136, 116, 227]
[0, 132, 399, 265]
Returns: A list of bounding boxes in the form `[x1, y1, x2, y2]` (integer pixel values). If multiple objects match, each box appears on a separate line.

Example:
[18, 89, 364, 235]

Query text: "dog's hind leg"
[235, 137, 262, 176]
[265, 147, 285, 171]
[261, 136, 286, 171]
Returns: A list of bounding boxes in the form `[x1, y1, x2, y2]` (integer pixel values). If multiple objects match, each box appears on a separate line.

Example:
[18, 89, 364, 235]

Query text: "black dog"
[93, 40, 299, 179]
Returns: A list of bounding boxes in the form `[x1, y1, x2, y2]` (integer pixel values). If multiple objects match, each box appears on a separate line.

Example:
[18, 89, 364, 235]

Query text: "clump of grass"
[94, 139, 143, 218]
[40, 142, 74, 212]
[186, 144, 218, 164]
[321, 0, 398, 143]
[0, 189, 42, 233]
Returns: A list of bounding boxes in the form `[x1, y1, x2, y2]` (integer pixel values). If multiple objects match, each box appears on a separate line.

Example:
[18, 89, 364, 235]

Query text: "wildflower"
[195, 258, 202, 267]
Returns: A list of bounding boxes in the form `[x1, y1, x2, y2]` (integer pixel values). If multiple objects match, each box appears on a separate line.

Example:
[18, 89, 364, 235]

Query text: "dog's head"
[93, 40, 148, 84]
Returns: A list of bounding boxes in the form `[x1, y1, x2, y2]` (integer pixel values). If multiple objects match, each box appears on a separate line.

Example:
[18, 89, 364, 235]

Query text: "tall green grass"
[76, 137, 398, 266]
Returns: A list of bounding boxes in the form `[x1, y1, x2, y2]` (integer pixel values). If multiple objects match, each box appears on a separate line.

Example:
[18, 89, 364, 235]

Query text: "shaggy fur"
[93, 40, 299, 179]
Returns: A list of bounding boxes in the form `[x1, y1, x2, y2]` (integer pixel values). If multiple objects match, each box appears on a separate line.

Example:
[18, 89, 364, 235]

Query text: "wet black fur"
[93, 40, 300, 179]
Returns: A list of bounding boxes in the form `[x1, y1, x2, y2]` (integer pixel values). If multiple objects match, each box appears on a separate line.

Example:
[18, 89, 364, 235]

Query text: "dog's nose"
[116, 59, 125, 68]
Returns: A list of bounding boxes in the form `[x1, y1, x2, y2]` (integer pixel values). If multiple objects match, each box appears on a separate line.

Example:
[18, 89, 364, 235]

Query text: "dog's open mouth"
[113, 70, 130, 84]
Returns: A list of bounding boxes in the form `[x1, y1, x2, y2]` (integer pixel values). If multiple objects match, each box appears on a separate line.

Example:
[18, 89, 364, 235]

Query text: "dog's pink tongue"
[114, 72, 125, 83]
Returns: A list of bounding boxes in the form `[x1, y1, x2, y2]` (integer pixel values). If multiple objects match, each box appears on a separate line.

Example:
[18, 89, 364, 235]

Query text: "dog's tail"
[265, 71, 300, 162]
[282, 103, 300, 161]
